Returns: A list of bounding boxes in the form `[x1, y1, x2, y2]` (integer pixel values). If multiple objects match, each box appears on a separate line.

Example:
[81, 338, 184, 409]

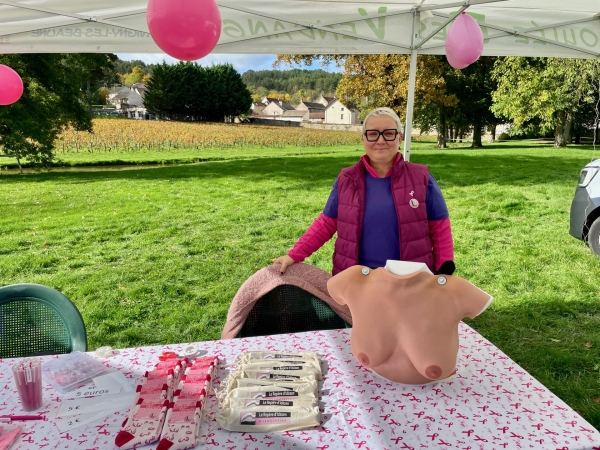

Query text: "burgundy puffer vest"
[332, 156, 434, 275]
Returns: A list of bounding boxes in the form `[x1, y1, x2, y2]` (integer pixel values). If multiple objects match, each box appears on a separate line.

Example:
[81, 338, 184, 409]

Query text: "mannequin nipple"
[425, 365, 442, 379]
[357, 352, 370, 366]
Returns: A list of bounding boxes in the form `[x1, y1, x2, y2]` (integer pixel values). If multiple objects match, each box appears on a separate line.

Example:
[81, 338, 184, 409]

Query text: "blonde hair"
[362, 107, 404, 134]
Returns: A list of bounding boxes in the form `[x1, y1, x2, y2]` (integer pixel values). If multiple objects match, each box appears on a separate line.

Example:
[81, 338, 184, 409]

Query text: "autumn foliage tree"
[276, 54, 459, 148]
[0, 53, 115, 170]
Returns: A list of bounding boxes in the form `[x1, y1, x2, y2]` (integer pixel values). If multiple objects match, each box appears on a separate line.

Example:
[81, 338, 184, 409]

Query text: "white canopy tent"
[1, 0, 599, 159]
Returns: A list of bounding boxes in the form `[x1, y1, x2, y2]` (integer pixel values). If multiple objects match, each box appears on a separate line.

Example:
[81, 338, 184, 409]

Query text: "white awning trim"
[0, 0, 598, 58]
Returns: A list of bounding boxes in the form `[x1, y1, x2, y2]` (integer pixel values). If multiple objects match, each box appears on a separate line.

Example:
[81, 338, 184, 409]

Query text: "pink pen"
[0, 415, 44, 422]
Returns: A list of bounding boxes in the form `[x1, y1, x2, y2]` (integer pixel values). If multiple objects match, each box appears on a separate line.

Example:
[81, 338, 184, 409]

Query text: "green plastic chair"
[0, 283, 87, 358]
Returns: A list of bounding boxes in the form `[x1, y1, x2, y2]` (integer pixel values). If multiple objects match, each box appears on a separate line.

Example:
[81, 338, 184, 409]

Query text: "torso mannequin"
[327, 262, 492, 385]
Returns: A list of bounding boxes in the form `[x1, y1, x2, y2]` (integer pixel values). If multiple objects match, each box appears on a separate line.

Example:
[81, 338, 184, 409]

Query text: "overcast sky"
[115, 53, 335, 74]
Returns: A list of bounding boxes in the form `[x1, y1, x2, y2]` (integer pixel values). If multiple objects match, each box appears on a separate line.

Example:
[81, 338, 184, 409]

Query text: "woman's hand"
[272, 255, 296, 274]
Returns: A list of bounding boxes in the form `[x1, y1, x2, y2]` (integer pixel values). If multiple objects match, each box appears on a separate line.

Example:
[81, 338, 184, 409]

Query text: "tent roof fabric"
[1, 0, 598, 58]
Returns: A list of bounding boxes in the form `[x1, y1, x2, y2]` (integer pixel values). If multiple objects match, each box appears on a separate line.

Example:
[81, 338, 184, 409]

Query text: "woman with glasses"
[274, 107, 455, 276]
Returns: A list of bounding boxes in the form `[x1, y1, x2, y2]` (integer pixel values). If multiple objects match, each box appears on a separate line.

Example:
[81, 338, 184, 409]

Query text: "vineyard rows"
[56, 119, 361, 153]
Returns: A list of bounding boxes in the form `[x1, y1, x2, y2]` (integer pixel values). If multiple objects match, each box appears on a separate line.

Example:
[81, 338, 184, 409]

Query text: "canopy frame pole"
[403, 9, 421, 162]
[416, 5, 469, 49]
[417, 0, 507, 12]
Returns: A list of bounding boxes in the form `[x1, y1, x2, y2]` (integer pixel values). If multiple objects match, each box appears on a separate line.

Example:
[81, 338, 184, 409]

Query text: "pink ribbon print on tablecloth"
[0, 324, 599, 449]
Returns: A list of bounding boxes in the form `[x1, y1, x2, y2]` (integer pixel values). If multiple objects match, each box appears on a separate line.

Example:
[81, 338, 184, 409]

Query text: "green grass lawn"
[1, 141, 600, 427]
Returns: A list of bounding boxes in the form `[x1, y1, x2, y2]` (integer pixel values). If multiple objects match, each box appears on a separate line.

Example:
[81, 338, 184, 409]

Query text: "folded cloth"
[221, 263, 352, 339]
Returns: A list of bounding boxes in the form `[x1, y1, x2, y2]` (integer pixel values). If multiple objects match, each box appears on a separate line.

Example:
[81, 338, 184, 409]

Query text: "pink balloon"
[445, 12, 484, 69]
[147, 0, 222, 61]
[0, 64, 24, 105]
[446, 51, 469, 70]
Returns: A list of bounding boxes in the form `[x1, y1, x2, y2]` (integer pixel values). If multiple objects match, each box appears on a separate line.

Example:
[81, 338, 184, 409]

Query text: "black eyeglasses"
[364, 129, 400, 142]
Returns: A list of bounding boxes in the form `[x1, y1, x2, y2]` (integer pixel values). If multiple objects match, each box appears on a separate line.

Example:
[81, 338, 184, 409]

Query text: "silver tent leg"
[403, 10, 420, 162]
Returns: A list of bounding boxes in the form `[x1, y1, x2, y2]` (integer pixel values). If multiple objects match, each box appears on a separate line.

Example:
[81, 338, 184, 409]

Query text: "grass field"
[1, 140, 600, 427]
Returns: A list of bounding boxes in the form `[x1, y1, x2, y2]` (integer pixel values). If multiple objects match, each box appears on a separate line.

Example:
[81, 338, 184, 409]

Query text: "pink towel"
[221, 263, 352, 339]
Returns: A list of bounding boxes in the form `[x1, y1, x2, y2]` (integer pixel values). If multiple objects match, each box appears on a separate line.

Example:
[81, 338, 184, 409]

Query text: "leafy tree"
[0, 53, 115, 171]
[123, 66, 146, 87]
[113, 59, 156, 77]
[571, 82, 600, 144]
[97, 86, 110, 105]
[143, 63, 188, 120]
[144, 62, 251, 122]
[491, 57, 600, 147]
[443, 57, 499, 147]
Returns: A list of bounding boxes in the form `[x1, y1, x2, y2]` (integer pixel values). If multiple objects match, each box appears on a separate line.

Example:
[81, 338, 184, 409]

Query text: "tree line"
[143, 62, 251, 122]
[278, 54, 600, 148]
[241, 68, 342, 104]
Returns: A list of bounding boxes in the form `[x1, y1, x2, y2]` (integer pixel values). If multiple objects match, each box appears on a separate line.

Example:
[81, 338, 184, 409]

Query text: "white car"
[569, 158, 600, 255]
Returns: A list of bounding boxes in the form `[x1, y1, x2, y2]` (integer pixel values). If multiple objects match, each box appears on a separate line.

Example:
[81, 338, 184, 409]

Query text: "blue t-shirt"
[323, 172, 449, 268]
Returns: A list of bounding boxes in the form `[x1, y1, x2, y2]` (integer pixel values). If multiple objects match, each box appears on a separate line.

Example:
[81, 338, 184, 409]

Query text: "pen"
[0, 415, 44, 422]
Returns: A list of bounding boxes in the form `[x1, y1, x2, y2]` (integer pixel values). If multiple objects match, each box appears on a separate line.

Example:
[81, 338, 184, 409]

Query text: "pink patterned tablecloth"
[1, 323, 600, 450]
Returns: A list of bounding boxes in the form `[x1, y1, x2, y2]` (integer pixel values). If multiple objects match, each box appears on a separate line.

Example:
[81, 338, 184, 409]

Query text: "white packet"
[217, 405, 319, 432]
[216, 379, 319, 405]
[232, 379, 318, 394]
[241, 360, 322, 374]
[229, 397, 316, 408]
[223, 385, 316, 408]
[227, 384, 316, 400]
[236, 351, 321, 365]
[240, 369, 318, 382]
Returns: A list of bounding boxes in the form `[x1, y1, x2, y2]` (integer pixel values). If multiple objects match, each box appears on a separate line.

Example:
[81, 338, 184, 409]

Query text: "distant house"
[251, 102, 266, 114]
[324, 99, 361, 125]
[316, 94, 336, 108]
[296, 100, 325, 113]
[107, 83, 153, 118]
[281, 110, 308, 122]
[130, 83, 148, 96]
[261, 96, 281, 105]
[127, 106, 155, 120]
[107, 86, 129, 104]
[111, 90, 144, 111]
[296, 100, 325, 123]
[262, 99, 295, 117]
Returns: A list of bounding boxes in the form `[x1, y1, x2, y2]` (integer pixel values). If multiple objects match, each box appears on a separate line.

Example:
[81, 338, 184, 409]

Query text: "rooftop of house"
[109, 86, 129, 95]
[282, 110, 307, 117]
[262, 97, 281, 104]
[325, 98, 360, 111]
[300, 101, 325, 110]
[267, 101, 295, 111]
